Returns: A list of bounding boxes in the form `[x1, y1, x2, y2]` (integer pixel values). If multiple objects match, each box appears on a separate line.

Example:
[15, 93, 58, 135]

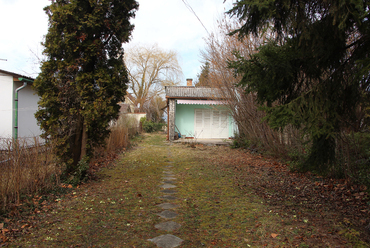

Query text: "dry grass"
[0, 138, 59, 213]
[0, 119, 138, 214]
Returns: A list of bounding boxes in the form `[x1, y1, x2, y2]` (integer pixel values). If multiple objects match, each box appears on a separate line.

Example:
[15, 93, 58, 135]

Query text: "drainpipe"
[14, 77, 33, 140]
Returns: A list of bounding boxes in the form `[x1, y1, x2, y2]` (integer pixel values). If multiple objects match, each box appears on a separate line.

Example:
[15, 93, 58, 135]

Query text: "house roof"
[0, 69, 35, 83]
[165, 86, 224, 99]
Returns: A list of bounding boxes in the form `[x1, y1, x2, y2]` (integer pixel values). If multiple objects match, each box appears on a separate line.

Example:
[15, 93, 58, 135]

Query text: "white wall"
[0, 74, 14, 138]
[15, 82, 42, 140]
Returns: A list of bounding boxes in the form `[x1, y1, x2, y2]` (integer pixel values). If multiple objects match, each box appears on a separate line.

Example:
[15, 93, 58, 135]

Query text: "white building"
[0, 69, 42, 145]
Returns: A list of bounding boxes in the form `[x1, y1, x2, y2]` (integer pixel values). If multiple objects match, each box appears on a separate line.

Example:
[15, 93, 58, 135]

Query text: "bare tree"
[201, 15, 302, 156]
[124, 44, 182, 114]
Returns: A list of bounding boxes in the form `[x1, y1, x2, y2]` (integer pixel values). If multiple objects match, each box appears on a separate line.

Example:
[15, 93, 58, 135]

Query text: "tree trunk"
[80, 122, 88, 161]
[70, 116, 84, 172]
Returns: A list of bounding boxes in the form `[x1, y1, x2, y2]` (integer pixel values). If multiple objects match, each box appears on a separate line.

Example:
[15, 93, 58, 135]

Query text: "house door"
[194, 109, 228, 138]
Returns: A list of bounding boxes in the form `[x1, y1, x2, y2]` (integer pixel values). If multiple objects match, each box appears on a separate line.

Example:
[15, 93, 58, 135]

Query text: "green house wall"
[174, 103, 236, 138]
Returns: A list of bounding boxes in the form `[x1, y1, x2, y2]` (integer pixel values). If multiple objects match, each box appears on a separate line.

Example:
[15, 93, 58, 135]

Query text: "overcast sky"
[0, 0, 233, 85]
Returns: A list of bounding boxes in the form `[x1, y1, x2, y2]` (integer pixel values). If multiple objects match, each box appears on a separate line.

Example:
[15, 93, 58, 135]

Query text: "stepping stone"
[163, 180, 174, 184]
[155, 221, 182, 231]
[163, 174, 175, 178]
[163, 171, 173, 174]
[163, 173, 174, 175]
[160, 184, 176, 189]
[160, 195, 177, 200]
[148, 234, 183, 248]
[163, 177, 176, 180]
[157, 203, 179, 209]
[161, 189, 177, 194]
[157, 210, 178, 219]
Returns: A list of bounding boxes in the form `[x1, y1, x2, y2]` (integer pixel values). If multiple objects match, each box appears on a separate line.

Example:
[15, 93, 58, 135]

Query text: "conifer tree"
[33, 0, 138, 174]
[228, 0, 370, 173]
[195, 62, 211, 87]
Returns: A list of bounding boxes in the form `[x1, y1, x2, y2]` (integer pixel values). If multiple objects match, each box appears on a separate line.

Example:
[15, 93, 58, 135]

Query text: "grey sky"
[0, 0, 233, 84]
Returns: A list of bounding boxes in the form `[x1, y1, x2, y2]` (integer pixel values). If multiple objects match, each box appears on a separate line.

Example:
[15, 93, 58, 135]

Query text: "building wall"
[175, 103, 234, 138]
[0, 75, 14, 138]
[15, 82, 42, 139]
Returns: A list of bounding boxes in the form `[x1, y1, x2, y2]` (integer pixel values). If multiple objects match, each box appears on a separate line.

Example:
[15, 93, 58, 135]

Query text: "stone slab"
[148, 234, 183, 248]
[160, 189, 177, 194]
[163, 177, 176, 180]
[160, 184, 176, 189]
[157, 203, 179, 209]
[163, 175, 175, 178]
[157, 210, 178, 219]
[160, 195, 177, 200]
[155, 221, 181, 231]
[163, 180, 174, 184]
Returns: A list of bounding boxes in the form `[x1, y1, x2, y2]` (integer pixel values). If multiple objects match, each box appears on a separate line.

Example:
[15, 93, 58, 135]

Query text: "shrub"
[140, 117, 164, 133]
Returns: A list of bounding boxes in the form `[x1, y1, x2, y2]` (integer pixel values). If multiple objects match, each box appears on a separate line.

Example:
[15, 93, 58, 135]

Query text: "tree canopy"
[194, 62, 211, 87]
[124, 44, 182, 115]
[33, 0, 138, 173]
[228, 0, 370, 172]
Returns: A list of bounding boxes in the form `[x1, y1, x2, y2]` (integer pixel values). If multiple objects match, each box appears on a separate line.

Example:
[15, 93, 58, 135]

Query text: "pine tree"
[228, 0, 370, 173]
[195, 62, 211, 87]
[33, 0, 138, 174]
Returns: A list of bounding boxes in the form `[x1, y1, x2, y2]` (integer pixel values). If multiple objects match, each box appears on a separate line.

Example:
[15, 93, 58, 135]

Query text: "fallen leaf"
[0, 223, 3, 229]
[0, 233, 8, 242]
[271, 233, 279, 238]
[68, 184, 73, 188]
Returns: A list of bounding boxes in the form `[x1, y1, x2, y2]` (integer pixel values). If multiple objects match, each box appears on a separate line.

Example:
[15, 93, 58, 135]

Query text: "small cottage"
[116, 93, 146, 129]
[166, 79, 237, 141]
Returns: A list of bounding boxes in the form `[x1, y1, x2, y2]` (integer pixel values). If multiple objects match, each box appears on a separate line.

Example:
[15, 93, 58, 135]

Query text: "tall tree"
[194, 62, 211, 87]
[124, 44, 182, 113]
[228, 0, 370, 172]
[34, 0, 138, 173]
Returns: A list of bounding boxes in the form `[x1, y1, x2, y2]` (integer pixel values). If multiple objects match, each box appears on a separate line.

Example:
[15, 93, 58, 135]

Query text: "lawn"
[2, 133, 369, 247]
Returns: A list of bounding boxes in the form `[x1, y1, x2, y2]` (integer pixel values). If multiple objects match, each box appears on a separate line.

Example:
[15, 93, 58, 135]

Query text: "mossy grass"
[8, 133, 367, 247]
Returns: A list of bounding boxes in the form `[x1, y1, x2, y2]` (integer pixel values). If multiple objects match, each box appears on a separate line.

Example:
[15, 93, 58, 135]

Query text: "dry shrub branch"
[0, 138, 58, 213]
[201, 16, 303, 158]
[0, 116, 138, 214]
[201, 14, 370, 187]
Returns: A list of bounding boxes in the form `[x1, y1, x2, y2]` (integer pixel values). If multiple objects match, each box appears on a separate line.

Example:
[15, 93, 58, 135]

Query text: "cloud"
[0, 0, 233, 81]
[128, 0, 232, 83]
[0, 0, 49, 77]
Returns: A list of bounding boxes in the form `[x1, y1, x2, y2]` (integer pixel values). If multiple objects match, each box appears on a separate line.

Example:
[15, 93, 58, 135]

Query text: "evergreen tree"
[228, 0, 370, 173]
[34, 0, 138, 174]
[195, 62, 211, 87]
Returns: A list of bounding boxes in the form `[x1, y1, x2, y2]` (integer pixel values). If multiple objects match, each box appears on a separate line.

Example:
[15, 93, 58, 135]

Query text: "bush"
[140, 117, 164, 133]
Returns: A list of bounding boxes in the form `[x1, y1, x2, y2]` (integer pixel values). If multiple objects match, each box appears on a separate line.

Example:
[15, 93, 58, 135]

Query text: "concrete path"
[148, 150, 183, 248]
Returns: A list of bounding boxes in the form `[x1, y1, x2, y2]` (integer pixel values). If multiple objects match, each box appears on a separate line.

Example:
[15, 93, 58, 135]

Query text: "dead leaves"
[271, 233, 279, 238]
[0, 223, 9, 243]
[208, 146, 370, 244]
